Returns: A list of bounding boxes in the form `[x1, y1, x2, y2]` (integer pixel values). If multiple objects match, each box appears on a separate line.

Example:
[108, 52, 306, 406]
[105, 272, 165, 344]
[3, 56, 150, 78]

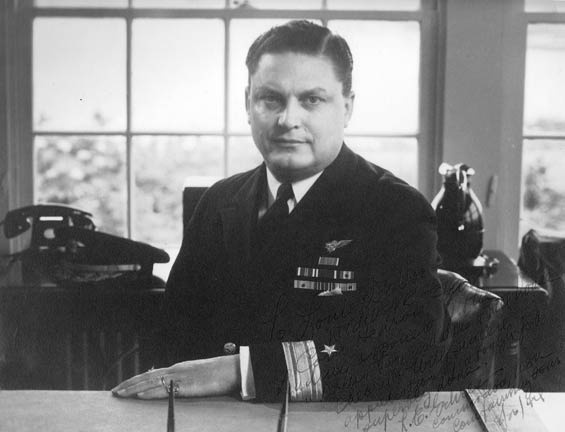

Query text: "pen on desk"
[167, 380, 175, 432]
[277, 381, 290, 432]
[463, 389, 488, 432]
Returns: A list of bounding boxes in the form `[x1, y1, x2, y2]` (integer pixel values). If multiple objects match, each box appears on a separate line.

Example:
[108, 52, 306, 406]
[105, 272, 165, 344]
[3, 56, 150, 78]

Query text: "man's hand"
[111, 355, 241, 399]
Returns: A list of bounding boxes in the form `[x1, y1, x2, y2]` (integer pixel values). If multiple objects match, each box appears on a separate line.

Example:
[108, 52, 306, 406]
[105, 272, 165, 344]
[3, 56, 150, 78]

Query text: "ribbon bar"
[294, 279, 357, 292]
[296, 267, 354, 280]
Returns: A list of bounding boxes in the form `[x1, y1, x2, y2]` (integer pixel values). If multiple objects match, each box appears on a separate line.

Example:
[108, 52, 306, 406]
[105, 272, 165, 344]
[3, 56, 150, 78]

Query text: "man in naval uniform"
[113, 20, 450, 402]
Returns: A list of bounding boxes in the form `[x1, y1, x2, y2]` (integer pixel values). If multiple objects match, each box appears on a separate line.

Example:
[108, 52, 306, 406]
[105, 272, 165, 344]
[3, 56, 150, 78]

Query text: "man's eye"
[305, 96, 323, 105]
[261, 94, 280, 104]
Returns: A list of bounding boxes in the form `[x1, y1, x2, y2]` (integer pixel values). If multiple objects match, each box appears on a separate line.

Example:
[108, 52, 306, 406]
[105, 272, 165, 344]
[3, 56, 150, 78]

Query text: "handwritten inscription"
[338, 389, 546, 432]
[256, 269, 559, 432]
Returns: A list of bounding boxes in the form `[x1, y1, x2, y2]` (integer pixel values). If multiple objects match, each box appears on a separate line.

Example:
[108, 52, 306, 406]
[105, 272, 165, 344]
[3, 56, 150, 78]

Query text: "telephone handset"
[1, 204, 95, 250]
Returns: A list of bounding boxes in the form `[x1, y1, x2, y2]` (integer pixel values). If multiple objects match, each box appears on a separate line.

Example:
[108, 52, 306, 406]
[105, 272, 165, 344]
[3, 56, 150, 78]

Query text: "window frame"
[6, 0, 442, 250]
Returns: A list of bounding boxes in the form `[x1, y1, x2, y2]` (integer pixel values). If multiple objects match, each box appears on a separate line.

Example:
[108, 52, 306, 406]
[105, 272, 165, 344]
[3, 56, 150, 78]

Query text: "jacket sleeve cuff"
[249, 340, 323, 402]
[282, 340, 323, 401]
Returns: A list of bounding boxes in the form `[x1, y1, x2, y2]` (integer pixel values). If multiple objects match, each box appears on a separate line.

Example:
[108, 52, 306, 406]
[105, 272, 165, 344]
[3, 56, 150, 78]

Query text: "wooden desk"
[0, 274, 165, 390]
[478, 249, 547, 295]
[0, 390, 559, 432]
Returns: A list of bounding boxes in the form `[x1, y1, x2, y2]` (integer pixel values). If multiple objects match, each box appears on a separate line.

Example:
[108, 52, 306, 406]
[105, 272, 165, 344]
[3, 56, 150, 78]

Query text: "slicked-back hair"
[245, 20, 353, 96]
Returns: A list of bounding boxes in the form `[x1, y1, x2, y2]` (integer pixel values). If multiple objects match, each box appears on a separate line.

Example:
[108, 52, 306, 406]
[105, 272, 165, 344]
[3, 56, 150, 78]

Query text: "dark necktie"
[256, 183, 294, 244]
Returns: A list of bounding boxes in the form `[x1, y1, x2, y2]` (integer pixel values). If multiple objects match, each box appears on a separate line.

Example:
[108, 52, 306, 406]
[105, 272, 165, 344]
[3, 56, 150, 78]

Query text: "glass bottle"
[431, 163, 484, 264]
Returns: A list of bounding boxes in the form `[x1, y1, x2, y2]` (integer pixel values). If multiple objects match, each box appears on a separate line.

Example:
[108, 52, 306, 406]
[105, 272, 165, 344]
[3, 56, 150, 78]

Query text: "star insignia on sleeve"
[321, 344, 338, 357]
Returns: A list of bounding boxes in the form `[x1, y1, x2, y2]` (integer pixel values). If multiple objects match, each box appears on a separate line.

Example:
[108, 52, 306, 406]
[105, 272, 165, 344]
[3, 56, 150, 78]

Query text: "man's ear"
[344, 91, 355, 128]
[245, 86, 251, 124]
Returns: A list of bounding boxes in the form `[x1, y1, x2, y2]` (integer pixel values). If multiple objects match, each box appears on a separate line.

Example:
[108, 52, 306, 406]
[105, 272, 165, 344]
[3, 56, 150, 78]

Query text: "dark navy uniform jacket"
[163, 144, 451, 402]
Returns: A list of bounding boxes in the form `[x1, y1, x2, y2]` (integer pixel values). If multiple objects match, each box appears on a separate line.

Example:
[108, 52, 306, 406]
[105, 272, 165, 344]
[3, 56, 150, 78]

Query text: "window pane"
[35, 135, 127, 237]
[346, 137, 418, 186]
[133, 0, 224, 7]
[229, 0, 321, 8]
[228, 136, 263, 175]
[329, 20, 420, 134]
[328, 0, 420, 10]
[35, 0, 127, 7]
[33, 18, 126, 132]
[524, 24, 565, 135]
[229, 19, 288, 134]
[132, 135, 224, 246]
[132, 19, 224, 132]
[520, 139, 565, 236]
[525, 0, 565, 12]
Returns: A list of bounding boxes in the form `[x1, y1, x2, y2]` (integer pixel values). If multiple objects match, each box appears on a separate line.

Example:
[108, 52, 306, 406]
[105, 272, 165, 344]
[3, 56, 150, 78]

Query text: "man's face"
[246, 52, 354, 182]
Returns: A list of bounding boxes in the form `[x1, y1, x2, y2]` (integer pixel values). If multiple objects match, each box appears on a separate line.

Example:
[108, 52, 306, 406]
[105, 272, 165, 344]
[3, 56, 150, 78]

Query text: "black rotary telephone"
[1, 204, 169, 284]
[1, 204, 96, 249]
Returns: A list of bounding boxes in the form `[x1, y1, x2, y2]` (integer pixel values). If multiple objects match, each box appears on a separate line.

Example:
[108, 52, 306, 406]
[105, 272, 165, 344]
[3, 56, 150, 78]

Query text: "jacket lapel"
[219, 165, 265, 278]
[290, 144, 359, 226]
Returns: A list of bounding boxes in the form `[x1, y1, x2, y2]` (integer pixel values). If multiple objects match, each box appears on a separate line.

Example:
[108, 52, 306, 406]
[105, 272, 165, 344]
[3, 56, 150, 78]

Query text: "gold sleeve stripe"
[292, 342, 311, 401]
[281, 343, 297, 400]
[303, 341, 322, 400]
[288, 343, 302, 400]
[281, 341, 323, 402]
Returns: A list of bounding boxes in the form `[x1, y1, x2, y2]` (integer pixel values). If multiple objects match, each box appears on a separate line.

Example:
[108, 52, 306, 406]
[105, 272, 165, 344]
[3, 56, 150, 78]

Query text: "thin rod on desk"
[167, 380, 175, 432]
[277, 381, 290, 432]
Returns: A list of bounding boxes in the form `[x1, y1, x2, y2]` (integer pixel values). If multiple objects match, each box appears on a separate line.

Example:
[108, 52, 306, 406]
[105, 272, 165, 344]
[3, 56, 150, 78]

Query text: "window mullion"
[524, 134, 565, 140]
[418, 0, 444, 200]
[126, 13, 133, 239]
[527, 12, 565, 24]
[5, 6, 34, 255]
[224, 17, 230, 178]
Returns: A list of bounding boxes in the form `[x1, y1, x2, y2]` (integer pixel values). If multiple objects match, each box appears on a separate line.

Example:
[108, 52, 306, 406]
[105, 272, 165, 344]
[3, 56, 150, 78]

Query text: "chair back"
[518, 229, 565, 301]
[182, 187, 208, 231]
[518, 229, 565, 390]
[438, 269, 504, 389]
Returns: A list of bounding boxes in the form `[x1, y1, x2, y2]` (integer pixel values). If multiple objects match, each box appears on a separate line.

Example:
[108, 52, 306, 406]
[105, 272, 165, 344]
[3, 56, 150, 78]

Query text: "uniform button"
[223, 342, 237, 355]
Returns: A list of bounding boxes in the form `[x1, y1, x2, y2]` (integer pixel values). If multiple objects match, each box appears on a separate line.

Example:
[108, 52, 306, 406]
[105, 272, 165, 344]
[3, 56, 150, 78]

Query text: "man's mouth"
[271, 137, 309, 145]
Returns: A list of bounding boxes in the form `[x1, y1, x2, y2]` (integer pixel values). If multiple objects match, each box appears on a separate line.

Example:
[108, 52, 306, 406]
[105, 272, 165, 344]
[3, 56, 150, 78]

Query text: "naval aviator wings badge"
[325, 239, 353, 254]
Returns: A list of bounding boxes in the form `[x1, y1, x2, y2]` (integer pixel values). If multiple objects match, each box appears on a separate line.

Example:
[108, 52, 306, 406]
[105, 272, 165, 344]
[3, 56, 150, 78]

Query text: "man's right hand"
[111, 355, 241, 399]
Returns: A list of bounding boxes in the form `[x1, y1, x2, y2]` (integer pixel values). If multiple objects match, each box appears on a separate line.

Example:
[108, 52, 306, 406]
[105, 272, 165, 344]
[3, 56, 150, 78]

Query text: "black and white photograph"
[1, 0, 565, 430]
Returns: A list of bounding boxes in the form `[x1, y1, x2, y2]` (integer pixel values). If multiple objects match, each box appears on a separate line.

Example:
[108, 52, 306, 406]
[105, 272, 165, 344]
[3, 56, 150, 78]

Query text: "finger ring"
[161, 377, 179, 394]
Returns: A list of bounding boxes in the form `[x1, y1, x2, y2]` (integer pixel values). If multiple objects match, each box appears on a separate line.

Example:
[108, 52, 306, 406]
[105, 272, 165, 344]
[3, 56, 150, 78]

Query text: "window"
[521, 20, 565, 237]
[27, 0, 438, 263]
[329, 20, 420, 185]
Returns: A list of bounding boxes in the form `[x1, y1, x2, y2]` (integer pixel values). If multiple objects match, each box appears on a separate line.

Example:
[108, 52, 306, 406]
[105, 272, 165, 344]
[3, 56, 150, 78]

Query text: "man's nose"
[277, 99, 302, 129]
